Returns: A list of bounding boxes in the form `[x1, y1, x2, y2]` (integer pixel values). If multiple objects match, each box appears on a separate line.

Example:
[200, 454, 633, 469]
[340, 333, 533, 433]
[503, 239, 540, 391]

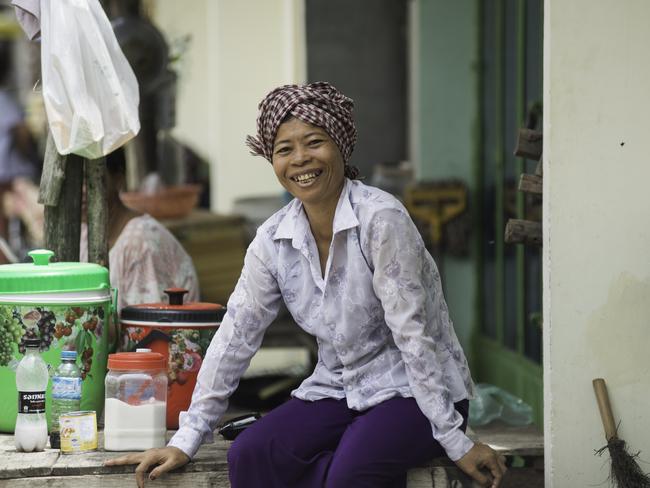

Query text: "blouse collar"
[273, 178, 360, 249]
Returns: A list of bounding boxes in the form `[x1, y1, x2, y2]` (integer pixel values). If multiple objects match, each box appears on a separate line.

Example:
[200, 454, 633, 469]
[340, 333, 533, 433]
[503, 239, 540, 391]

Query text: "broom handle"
[593, 378, 617, 441]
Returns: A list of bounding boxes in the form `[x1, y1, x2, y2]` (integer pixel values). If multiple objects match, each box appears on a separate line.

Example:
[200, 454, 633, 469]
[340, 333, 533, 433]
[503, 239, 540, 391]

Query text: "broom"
[593, 378, 650, 487]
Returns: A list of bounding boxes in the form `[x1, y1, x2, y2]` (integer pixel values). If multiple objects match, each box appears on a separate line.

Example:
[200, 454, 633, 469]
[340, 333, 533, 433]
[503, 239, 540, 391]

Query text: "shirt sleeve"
[168, 241, 283, 458]
[365, 207, 474, 462]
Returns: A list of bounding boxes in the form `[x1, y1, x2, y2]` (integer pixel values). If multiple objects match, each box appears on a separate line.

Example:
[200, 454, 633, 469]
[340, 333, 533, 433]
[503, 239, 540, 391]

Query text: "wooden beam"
[518, 174, 542, 194]
[505, 219, 542, 246]
[85, 158, 109, 268]
[38, 132, 67, 207]
[44, 155, 83, 262]
[514, 129, 543, 160]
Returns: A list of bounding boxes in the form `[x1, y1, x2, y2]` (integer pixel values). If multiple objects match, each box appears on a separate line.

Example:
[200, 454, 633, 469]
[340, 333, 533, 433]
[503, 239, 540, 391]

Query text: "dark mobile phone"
[218, 413, 261, 440]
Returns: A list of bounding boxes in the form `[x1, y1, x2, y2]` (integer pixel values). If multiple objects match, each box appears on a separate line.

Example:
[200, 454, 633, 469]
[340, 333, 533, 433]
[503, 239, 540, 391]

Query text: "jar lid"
[120, 288, 225, 325]
[108, 351, 166, 370]
[0, 249, 109, 294]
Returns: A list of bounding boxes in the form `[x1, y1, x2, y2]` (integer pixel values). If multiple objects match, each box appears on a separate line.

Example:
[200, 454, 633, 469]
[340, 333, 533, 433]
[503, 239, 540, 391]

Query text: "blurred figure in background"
[80, 148, 200, 313]
[0, 41, 39, 261]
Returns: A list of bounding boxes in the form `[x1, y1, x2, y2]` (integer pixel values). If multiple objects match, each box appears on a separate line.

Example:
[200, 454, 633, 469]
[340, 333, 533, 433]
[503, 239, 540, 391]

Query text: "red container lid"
[108, 351, 166, 370]
[120, 288, 225, 326]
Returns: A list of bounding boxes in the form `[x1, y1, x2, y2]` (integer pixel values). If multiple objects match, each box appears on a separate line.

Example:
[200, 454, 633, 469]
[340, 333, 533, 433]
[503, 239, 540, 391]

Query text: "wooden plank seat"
[408, 423, 544, 487]
[0, 423, 542, 488]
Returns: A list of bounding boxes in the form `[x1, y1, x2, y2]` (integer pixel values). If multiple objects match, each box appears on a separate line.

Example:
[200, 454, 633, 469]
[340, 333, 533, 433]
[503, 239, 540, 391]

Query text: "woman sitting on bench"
[107, 82, 506, 488]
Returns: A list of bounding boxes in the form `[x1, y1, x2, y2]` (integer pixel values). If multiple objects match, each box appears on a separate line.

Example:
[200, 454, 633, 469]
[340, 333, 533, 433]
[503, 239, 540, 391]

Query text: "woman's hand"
[104, 446, 190, 488]
[454, 442, 507, 488]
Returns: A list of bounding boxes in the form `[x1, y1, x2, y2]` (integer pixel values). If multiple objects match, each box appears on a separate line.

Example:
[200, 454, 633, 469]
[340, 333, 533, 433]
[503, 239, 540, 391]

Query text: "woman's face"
[272, 117, 345, 208]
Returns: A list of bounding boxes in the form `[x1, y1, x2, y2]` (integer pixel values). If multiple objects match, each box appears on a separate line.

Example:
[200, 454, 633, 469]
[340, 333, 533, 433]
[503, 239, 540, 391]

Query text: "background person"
[0, 41, 38, 254]
[81, 148, 200, 314]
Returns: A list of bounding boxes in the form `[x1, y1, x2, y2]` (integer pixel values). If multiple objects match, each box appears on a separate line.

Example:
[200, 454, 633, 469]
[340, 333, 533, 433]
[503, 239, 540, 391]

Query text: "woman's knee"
[325, 460, 368, 488]
[326, 458, 403, 488]
[324, 465, 354, 488]
[227, 430, 266, 465]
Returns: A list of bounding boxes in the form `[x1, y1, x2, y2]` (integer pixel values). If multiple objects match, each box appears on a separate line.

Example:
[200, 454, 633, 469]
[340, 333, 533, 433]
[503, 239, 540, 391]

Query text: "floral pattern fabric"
[169, 179, 475, 461]
[81, 215, 200, 311]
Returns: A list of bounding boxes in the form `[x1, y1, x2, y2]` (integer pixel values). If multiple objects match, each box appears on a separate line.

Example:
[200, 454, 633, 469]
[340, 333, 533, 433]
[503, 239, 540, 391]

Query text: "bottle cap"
[61, 350, 77, 360]
[24, 338, 40, 348]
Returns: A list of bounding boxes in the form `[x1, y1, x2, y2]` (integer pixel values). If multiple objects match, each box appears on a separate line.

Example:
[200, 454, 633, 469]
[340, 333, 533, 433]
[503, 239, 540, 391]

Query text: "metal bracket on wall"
[404, 181, 468, 252]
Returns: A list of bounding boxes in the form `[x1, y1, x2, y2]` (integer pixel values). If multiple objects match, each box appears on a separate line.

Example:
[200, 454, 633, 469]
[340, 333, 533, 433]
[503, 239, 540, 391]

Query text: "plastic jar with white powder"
[104, 351, 167, 451]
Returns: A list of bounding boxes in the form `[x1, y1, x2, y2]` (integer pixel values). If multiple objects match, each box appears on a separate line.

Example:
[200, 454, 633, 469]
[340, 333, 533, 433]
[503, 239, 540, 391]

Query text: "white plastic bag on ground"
[40, 0, 140, 159]
[469, 383, 533, 427]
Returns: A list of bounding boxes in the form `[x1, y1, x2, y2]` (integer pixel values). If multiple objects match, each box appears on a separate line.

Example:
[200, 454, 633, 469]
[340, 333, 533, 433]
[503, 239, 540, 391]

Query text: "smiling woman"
[106, 82, 506, 488]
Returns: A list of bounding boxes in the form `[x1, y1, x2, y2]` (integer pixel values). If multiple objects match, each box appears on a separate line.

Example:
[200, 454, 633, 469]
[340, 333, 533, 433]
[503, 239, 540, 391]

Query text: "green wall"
[415, 0, 479, 362]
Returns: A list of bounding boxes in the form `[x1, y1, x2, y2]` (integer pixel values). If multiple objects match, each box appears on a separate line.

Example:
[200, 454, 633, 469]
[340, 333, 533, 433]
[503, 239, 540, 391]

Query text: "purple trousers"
[227, 396, 469, 488]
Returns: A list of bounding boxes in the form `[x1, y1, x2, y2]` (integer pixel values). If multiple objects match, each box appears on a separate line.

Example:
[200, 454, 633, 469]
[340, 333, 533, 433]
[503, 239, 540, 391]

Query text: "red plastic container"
[119, 288, 224, 429]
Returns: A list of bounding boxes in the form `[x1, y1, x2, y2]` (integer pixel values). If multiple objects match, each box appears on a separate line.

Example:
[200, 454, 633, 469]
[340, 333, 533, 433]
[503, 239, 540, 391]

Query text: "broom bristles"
[596, 439, 650, 488]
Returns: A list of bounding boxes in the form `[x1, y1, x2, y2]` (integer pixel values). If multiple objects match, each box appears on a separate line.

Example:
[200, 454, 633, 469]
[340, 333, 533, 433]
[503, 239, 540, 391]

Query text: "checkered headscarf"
[246, 82, 359, 179]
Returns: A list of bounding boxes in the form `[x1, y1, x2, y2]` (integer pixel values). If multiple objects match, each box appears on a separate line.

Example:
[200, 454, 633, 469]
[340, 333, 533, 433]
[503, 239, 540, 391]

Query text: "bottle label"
[18, 391, 46, 414]
[52, 377, 82, 400]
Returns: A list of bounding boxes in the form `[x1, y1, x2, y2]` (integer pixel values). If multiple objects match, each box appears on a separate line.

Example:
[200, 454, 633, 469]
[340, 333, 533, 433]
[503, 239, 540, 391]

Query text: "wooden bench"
[408, 423, 544, 487]
[0, 423, 542, 487]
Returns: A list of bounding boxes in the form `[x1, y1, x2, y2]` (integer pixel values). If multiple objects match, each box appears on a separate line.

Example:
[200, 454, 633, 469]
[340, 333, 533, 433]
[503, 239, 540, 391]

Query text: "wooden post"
[85, 158, 109, 268]
[43, 153, 83, 262]
[38, 132, 67, 207]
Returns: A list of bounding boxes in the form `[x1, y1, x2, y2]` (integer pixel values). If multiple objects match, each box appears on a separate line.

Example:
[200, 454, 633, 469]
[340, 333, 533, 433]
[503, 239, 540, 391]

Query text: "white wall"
[152, 0, 306, 213]
[544, 1, 650, 486]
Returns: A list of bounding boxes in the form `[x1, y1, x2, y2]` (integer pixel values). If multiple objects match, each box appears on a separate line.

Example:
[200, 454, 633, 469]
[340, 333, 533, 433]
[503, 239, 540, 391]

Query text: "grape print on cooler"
[0, 303, 111, 433]
[3, 306, 104, 382]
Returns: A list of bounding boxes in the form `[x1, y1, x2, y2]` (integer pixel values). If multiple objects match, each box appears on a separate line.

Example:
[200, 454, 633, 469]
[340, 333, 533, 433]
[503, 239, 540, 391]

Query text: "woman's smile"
[290, 169, 324, 186]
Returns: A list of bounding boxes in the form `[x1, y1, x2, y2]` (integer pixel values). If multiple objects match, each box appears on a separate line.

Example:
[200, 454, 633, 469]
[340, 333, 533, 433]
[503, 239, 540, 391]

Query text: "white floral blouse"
[169, 179, 475, 461]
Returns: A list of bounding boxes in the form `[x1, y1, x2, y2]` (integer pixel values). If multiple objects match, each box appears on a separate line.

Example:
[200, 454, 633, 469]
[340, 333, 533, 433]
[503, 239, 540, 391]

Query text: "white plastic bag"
[469, 383, 533, 427]
[40, 0, 140, 159]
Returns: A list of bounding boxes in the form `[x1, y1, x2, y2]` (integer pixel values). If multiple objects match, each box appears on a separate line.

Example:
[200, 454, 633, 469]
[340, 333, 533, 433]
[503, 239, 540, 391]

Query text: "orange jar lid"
[108, 351, 166, 371]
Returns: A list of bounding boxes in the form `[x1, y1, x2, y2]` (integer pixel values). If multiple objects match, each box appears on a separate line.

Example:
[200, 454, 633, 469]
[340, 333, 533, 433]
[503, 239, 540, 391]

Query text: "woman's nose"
[291, 145, 310, 165]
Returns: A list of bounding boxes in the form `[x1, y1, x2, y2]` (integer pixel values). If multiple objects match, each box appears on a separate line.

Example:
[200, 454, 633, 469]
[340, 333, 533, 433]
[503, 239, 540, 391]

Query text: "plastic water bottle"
[50, 350, 82, 449]
[14, 338, 49, 452]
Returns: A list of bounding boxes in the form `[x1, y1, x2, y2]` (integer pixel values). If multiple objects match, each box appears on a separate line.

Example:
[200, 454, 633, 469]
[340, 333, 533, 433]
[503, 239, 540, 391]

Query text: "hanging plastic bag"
[40, 0, 140, 159]
[469, 383, 533, 427]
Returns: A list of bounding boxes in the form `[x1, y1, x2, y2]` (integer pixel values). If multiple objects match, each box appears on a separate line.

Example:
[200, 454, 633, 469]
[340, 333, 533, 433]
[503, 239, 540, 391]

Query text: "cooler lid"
[120, 288, 225, 324]
[0, 250, 110, 294]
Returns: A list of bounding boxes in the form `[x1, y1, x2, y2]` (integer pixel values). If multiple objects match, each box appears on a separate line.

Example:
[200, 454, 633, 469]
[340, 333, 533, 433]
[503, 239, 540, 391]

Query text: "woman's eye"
[308, 139, 323, 146]
[275, 147, 290, 155]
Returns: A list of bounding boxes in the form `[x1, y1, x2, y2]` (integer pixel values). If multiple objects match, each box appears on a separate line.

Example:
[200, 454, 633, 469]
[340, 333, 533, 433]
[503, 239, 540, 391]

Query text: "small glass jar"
[104, 351, 167, 451]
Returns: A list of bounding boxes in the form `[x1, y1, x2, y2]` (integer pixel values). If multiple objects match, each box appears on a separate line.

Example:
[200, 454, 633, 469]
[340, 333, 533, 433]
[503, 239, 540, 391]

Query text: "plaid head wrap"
[246, 82, 360, 179]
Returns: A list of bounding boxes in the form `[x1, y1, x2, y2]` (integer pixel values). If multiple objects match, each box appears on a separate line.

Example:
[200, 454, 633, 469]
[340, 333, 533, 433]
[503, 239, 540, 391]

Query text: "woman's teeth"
[292, 171, 321, 184]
